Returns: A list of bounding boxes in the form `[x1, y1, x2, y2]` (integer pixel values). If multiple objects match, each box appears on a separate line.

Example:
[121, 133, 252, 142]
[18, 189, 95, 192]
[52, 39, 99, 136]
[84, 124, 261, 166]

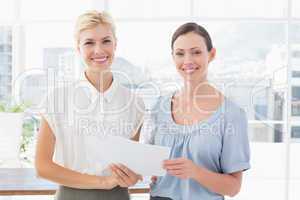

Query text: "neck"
[180, 78, 216, 102]
[85, 69, 113, 93]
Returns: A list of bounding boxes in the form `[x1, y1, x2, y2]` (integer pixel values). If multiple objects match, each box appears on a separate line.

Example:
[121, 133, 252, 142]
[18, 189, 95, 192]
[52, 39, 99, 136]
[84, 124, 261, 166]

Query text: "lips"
[92, 56, 108, 64]
[182, 65, 199, 74]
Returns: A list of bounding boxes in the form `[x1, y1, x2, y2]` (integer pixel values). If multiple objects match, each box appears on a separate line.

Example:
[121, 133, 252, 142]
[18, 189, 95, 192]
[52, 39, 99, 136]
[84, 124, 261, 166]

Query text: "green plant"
[0, 100, 36, 161]
[0, 101, 28, 113]
[20, 116, 39, 156]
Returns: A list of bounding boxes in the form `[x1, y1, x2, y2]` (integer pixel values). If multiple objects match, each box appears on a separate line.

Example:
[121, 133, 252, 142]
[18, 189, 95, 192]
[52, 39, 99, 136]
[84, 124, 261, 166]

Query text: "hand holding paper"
[110, 163, 143, 187]
[93, 136, 171, 176]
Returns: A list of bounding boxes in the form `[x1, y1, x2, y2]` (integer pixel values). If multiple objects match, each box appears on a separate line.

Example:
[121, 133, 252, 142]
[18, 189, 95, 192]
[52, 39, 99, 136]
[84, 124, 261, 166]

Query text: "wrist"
[191, 164, 202, 180]
[97, 176, 117, 190]
[106, 176, 118, 189]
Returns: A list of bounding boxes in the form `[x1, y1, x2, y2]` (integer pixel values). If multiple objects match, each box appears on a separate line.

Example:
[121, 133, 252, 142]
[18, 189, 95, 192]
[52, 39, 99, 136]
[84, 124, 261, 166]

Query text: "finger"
[163, 163, 185, 170]
[111, 165, 131, 185]
[110, 166, 124, 180]
[109, 164, 119, 171]
[116, 176, 128, 187]
[117, 164, 139, 182]
[170, 173, 186, 179]
[164, 164, 185, 170]
[167, 170, 189, 179]
[167, 169, 184, 176]
[109, 164, 122, 172]
[163, 158, 185, 166]
[176, 174, 189, 179]
[111, 164, 131, 179]
[117, 164, 135, 177]
[108, 164, 115, 171]
[110, 167, 121, 178]
[110, 169, 128, 187]
[110, 164, 119, 173]
[116, 175, 130, 187]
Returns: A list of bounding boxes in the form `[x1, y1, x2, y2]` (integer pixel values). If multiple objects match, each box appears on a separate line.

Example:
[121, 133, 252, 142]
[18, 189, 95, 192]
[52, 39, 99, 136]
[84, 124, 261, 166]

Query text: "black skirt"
[150, 196, 173, 200]
[55, 185, 130, 200]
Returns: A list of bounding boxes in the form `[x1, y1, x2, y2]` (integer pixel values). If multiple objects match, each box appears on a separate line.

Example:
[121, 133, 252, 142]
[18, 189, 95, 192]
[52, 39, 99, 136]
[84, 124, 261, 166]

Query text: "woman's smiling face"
[77, 24, 117, 73]
[172, 31, 215, 82]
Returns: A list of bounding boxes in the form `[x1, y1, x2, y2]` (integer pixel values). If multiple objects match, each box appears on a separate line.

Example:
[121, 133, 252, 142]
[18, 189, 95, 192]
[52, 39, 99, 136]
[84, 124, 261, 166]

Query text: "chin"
[87, 67, 110, 74]
[182, 75, 204, 82]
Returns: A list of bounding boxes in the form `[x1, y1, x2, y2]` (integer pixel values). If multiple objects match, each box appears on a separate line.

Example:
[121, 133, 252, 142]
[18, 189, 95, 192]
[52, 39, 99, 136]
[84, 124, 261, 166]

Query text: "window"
[20, 0, 93, 20]
[290, 22, 300, 200]
[109, 0, 190, 18]
[292, 71, 300, 77]
[291, 126, 300, 138]
[0, 0, 14, 21]
[292, 86, 300, 116]
[193, 0, 286, 18]
[0, 27, 12, 101]
[292, 0, 300, 18]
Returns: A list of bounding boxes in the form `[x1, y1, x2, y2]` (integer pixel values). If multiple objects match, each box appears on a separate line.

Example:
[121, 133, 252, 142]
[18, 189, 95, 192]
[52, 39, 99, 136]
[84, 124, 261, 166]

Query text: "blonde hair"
[74, 10, 116, 44]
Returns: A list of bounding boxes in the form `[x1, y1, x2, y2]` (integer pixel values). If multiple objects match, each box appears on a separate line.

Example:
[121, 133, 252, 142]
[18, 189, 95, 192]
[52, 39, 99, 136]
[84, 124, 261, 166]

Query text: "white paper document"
[93, 136, 171, 176]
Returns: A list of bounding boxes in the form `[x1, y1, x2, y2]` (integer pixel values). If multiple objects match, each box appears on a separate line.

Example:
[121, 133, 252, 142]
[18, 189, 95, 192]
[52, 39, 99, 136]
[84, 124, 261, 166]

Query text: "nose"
[183, 53, 193, 65]
[94, 43, 105, 54]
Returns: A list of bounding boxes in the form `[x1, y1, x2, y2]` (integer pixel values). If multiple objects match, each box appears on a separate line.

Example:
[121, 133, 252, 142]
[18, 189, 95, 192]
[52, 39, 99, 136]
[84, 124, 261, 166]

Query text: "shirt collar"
[79, 71, 118, 103]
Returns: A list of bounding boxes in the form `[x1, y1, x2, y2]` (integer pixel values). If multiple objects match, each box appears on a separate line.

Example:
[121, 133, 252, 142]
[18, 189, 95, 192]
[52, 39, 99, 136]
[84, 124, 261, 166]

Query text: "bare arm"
[194, 167, 242, 197]
[164, 158, 243, 197]
[35, 117, 117, 190]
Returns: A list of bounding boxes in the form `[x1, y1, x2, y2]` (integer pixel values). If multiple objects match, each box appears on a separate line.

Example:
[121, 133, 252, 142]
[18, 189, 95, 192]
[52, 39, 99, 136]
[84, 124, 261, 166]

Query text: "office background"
[0, 0, 300, 199]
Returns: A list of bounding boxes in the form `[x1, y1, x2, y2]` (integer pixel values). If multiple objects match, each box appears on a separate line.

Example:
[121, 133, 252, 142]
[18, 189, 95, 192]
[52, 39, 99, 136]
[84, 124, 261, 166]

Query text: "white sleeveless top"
[40, 73, 145, 175]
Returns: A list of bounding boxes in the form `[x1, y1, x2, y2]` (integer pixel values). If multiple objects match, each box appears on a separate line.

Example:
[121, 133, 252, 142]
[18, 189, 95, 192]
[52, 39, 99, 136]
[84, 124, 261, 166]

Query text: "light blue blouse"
[143, 93, 251, 200]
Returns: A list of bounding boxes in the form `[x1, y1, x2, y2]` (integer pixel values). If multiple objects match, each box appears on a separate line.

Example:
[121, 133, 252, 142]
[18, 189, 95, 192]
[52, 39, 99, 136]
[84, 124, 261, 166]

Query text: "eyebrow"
[101, 36, 112, 40]
[175, 47, 201, 51]
[83, 36, 112, 41]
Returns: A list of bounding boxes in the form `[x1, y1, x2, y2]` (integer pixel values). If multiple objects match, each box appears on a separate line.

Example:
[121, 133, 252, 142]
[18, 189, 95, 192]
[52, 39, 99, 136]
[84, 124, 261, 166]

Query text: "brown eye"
[84, 41, 93, 45]
[192, 50, 202, 55]
[103, 39, 111, 44]
[175, 52, 184, 56]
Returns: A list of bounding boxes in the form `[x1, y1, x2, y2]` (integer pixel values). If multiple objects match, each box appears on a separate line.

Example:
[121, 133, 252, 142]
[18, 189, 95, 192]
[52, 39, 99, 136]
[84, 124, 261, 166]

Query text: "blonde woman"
[35, 11, 144, 200]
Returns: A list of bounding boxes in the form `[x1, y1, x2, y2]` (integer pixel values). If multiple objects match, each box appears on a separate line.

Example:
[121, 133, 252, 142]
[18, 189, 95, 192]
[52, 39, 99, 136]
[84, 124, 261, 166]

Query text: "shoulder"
[116, 83, 145, 110]
[41, 80, 81, 113]
[219, 98, 249, 138]
[222, 97, 247, 122]
[221, 98, 248, 138]
[147, 92, 173, 121]
[116, 82, 143, 103]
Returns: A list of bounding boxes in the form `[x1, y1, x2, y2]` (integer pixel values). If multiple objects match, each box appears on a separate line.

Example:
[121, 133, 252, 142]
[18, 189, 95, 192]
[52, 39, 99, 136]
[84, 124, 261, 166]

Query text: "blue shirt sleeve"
[220, 107, 251, 174]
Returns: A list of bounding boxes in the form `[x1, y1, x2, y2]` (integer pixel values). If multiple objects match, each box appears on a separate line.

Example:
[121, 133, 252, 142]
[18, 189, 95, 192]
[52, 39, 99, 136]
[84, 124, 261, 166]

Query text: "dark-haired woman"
[142, 23, 251, 200]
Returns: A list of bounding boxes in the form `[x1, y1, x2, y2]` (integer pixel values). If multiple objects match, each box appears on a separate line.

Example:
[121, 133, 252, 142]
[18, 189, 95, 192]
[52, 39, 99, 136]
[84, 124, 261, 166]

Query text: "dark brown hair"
[171, 22, 213, 51]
